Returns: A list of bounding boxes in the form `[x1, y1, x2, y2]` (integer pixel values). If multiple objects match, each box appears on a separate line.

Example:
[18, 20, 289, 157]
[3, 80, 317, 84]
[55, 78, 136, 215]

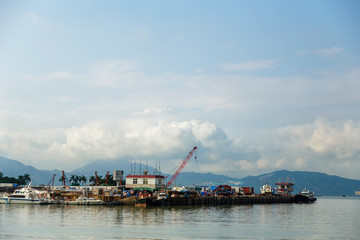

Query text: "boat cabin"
[275, 180, 294, 195]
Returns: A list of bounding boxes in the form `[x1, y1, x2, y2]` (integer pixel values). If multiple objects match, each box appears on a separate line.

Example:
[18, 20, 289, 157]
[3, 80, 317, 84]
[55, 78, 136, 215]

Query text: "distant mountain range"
[240, 170, 360, 196]
[1, 156, 359, 195]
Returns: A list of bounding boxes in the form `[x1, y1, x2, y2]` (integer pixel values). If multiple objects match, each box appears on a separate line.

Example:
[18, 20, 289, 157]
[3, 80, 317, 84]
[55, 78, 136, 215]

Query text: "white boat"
[157, 192, 167, 200]
[300, 187, 314, 198]
[295, 187, 317, 203]
[0, 183, 41, 204]
[65, 196, 104, 205]
[260, 183, 273, 195]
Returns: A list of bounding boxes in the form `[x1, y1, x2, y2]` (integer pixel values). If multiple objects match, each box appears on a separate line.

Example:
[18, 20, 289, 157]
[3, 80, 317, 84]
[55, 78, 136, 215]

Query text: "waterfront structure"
[113, 170, 124, 187]
[275, 179, 294, 195]
[125, 171, 165, 190]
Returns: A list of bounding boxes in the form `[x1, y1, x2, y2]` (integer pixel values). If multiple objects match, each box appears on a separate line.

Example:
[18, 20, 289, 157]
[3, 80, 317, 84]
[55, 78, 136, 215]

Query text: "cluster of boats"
[135, 192, 169, 207]
[260, 183, 317, 203]
[0, 181, 318, 206]
[0, 183, 104, 205]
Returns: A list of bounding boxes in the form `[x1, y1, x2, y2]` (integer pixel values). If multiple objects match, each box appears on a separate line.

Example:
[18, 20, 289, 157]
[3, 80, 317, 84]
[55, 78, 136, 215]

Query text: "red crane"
[62, 170, 66, 187]
[105, 171, 109, 185]
[95, 171, 99, 186]
[165, 146, 198, 188]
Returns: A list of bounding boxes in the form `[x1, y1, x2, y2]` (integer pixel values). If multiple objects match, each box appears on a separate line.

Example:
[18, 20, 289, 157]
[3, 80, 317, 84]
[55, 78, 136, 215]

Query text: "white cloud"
[295, 158, 306, 168]
[1, 58, 360, 179]
[90, 60, 146, 88]
[280, 117, 360, 159]
[296, 47, 344, 57]
[219, 60, 276, 71]
[314, 47, 344, 57]
[236, 160, 254, 170]
[132, 108, 173, 116]
[257, 158, 270, 169]
[0, 119, 228, 171]
[1, 117, 360, 179]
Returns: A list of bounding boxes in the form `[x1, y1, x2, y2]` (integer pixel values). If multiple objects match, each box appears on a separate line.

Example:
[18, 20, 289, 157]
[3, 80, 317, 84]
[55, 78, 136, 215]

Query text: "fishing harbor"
[0, 147, 316, 206]
[0, 180, 305, 206]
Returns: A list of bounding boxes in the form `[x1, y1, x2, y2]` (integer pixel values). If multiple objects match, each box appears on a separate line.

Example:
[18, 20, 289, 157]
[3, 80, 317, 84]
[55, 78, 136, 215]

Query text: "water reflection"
[1, 198, 360, 239]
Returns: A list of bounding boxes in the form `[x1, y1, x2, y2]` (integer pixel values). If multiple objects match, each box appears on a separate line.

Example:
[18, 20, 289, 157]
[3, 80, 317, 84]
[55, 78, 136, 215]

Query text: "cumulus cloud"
[1, 117, 360, 179]
[0, 119, 229, 171]
[279, 117, 360, 159]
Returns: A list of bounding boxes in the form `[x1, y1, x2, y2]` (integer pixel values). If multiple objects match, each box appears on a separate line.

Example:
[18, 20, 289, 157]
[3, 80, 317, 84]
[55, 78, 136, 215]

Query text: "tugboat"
[295, 188, 317, 203]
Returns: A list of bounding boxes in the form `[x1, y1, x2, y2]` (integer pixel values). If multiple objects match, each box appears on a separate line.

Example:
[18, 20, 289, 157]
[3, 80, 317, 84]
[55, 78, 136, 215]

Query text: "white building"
[125, 171, 165, 190]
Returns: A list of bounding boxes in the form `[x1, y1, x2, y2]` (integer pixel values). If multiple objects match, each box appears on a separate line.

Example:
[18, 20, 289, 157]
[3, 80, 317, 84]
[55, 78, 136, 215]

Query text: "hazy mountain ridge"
[240, 170, 360, 195]
[1, 156, 359, 195]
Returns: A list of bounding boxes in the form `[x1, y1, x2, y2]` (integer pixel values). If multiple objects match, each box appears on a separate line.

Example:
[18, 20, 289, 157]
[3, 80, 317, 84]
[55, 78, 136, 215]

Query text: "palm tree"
[79, 175, 87, 185]
[59, 176, 66, 186]
[23, 174, 31, 184]
[89, 176, 96, 186]
[70, 175, 81, 186]
[17, 175, 26, 185]
[89, 175, 102, 186]
[17, 174, 31, 185]
[97, 175, 103, 185]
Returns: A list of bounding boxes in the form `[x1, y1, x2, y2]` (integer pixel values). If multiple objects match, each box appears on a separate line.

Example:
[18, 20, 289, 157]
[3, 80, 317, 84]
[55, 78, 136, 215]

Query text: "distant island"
[1, 156, 359, 196]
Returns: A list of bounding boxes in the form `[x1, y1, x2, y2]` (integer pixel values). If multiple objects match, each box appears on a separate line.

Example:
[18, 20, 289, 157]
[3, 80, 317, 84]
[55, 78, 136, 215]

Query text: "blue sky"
[1, 0, 360, 179]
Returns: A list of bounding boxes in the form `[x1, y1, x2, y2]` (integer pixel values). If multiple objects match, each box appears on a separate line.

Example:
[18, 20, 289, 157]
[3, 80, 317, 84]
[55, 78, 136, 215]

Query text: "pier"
[170, 195, 295, 206]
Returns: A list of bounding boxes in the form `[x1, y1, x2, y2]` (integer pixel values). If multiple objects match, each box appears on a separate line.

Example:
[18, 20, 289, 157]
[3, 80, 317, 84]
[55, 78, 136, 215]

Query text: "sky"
[0, 0, 359, 179]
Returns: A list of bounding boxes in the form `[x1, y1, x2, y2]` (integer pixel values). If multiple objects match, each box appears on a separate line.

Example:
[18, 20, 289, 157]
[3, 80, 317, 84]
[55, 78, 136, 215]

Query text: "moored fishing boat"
[64, 195, 104, 205]
[153, 192, 170, 206]
[295, 188, 317, 203]
[135, 197, 154, 207]
[0, 183, 41, 204]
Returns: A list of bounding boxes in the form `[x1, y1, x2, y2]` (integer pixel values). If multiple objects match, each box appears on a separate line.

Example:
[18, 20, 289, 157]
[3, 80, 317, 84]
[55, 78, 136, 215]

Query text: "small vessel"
[0, 183, 41, 204]
[135, 197, 155, 207]
[153, 192, 170, 206]
[260, 183, 273, 195]
[64, 196, 104, 205]
[135, 191, 170, 207]
[295, 188, 317, 203]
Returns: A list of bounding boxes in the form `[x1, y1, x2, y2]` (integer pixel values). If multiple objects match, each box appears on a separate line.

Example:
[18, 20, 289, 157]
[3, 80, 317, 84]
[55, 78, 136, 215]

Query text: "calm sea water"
[0, 196, 359, 240]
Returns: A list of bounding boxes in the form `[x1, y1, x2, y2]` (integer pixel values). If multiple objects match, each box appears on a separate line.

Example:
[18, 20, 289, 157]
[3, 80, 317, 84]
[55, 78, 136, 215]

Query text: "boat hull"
[294, 194, 317, 203]
[135, 197, 170, 207]
[65, 201, 104, 205]
[0, 197, 40, 204]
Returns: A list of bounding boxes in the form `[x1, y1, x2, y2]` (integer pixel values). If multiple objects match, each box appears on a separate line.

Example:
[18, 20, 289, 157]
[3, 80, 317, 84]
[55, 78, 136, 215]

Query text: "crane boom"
[166, 147, 197, 188]
[105, 171, 109, 185]
[62, 170, 66, 187]
[95, 171, 99, 186]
